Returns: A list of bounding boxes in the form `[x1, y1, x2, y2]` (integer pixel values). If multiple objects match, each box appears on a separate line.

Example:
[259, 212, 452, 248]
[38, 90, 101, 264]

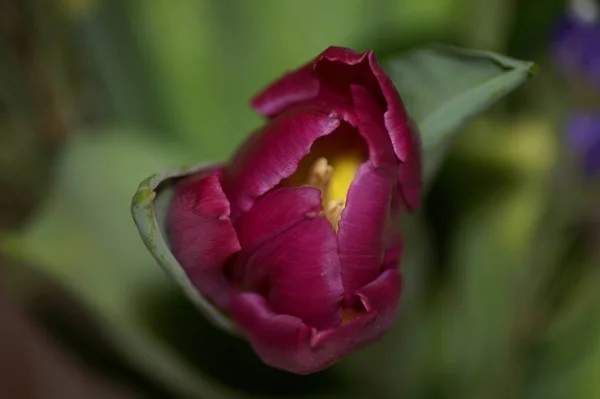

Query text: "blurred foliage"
[2, 0, 600, 398]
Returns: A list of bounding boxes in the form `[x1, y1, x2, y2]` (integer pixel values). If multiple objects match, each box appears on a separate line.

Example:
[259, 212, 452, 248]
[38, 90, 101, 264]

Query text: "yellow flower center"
[281, 126, 368, 231]
[306, 155, 363, 230]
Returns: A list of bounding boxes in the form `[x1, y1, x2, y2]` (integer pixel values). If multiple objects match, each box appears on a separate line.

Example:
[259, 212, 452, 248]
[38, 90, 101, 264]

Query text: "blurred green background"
[1, 0, 599, 398]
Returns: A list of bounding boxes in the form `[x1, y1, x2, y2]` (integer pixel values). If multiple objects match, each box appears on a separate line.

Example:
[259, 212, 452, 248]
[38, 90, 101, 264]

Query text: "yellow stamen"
[306, 157, 351, 231]
[324, 199, 344, 229]
[307, 157, 334, 194]
[328, 155, 363, 205]
[281, 127, 368, 232]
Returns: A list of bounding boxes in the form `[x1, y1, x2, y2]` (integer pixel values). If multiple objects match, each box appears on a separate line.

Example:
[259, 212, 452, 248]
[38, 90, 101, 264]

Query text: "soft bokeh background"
[1, 0, 599, 398]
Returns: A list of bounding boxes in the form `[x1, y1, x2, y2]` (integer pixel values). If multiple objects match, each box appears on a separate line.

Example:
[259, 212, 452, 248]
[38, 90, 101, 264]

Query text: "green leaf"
[385, 45, 536, 182]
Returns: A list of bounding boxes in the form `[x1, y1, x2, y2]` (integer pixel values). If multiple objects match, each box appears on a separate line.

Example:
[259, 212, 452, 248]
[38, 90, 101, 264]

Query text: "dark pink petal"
[356, 268, 402, 318]
[262, 218, 343, 329]
[383, 239, 404, 271]
[350, 83, 397, 168]
[251, 64, 320, 117]
[367, 51, 412, 161]
[367, 53, 422, 209]
[230, 292, 375, 375]
[168, 170, 241, 308]
[313, 47, 381, 127]
[337, 162, 398, 295]
[317, 46, 367, 66]
[229, 292, 317, 374]
[318, 49, 422, 209]
[381, 183, 404, 258]
[352, 268, 403, 335]
[250, 46, 367, 120]
[314, 48, 380, 122]
[247, 46, 421, 211]
[233, 186, 323, 251]
[306, 312, 377, 368]
[316, 49, 422, 207]
[307, 92, 358, 127]
[222, 106, 340, 216]
[397, 120, 422, 210]
[231, 202, 343, 330]
[314, 268, 402, 353]
[316, 48, 419, 168]
[230, 269, 402, 374]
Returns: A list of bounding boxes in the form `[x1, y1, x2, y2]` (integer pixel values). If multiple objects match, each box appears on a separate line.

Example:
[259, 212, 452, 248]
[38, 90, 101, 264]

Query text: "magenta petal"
[251, 63, 320, 117]
[229, 293, 317, 374]
[317, 46, 366, 65]
[383, 239, 404, 271]
[168, 171, 241, 308]
[263, 217, 343, 329]
[367, 52, 412, 161]
[315, 47, 420, 168]
[230, 269, 402, 374]
[384, 183, 405, 249]
[350, 83, 397, 168]
[353, 268, 402, 335]
[313, 49, 374, 126]
[367, 53, 422, 209]
[338, 162, 397, 294]
[250, 46, 366, 119]
[234, 186, 323, 251]
[247, 46, 421, 212]
[223, 106, 340, 215]
[315, 48, 422, 208]
[397, 120, 422, 210]
[233, 212, 343, 330]
[229, 292, 373, 375]
[356, 269, 402, 315]
[249, 45, 367, 121]
[311, 269, 402, 359]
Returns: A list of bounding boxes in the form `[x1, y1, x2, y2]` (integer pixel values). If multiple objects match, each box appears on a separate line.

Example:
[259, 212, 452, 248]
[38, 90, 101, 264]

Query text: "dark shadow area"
[503, 0, 566, 115]
[506, 0, 566, 60]
[140, 284, 341, 397]
[0, 255, 171, 398]
[30, 288, 172, 399]
[424, 149, 522, 289]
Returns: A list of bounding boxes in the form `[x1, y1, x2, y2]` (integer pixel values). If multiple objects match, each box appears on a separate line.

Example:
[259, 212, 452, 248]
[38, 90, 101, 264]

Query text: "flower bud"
[167, 46, 422, 374]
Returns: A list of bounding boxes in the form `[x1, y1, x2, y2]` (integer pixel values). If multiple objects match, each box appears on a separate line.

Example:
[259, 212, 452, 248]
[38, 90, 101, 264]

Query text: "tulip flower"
[167, 46, 421, 374]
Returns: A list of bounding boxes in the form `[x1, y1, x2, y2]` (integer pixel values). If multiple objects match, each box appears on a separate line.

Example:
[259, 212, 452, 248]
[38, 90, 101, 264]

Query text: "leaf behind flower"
[385, 45, 536, 183]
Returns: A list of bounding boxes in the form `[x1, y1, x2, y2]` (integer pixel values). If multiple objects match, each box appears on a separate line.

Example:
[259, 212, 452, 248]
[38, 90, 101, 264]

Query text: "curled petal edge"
[249, 46, 422, 210]
[230, 269, 402, 374]
[168, 170, 242, 309]
[131, 162, 239, 335]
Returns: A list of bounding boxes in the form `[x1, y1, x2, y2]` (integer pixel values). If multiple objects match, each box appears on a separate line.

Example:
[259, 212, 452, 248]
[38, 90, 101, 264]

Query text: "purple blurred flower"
[166, 46, 422, 374]
[567, 112, 600, 175]
[551, 2, 600, 88]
